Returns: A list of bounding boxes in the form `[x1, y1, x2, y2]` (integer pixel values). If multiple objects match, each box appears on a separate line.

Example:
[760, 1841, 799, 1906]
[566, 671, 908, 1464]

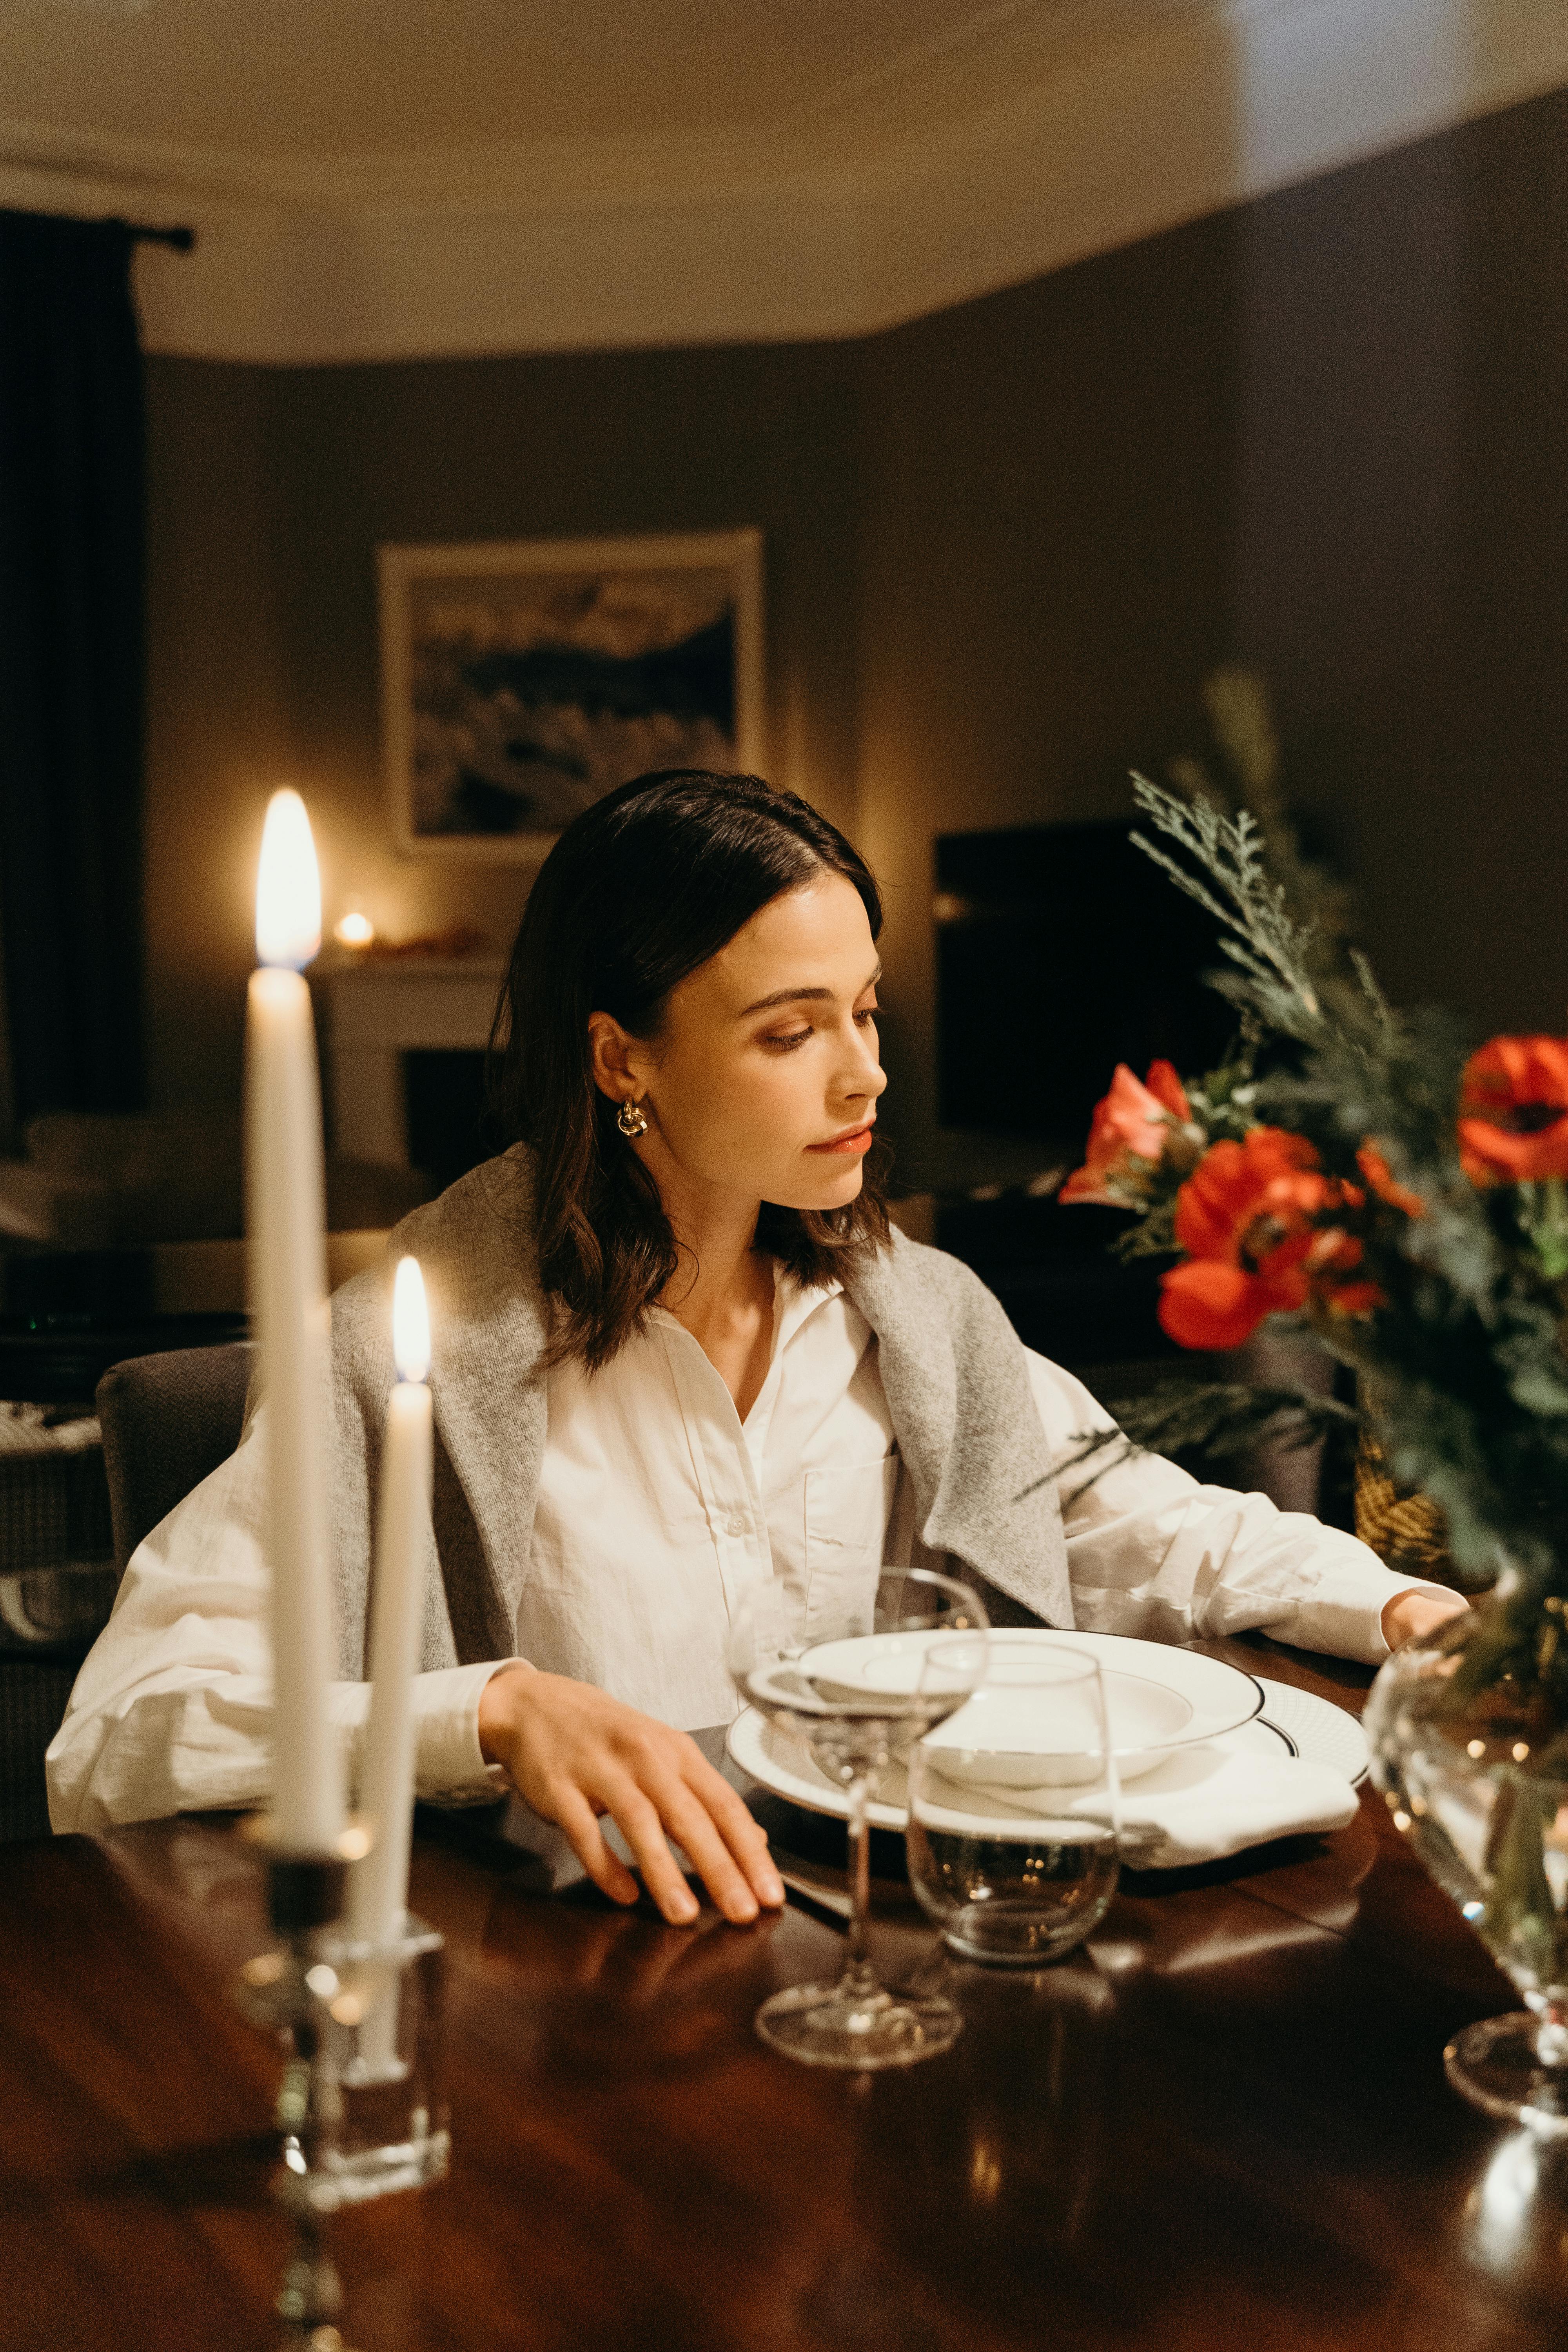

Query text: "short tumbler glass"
[905, 1642, 1120, 1967]
[315, 1914, 450, 2203]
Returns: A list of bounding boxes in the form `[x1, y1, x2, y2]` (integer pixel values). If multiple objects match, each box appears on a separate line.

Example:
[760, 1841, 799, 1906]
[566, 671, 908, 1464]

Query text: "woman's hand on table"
[1380, 1588, 1470, 1651]
[476, 1664, 785, 1927]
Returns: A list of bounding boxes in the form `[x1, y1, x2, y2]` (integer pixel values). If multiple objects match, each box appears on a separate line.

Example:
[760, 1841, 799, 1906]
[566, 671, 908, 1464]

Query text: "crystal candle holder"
[238, 1907, 449, 2214]
[311, 1914, 450, 2204]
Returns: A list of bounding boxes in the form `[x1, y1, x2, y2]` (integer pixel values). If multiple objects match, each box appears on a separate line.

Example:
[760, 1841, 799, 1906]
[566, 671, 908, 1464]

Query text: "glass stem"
[841, 1773, 877, 2002]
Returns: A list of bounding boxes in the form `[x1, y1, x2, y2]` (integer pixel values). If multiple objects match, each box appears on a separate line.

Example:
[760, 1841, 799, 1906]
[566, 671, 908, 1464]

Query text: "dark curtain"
[0, 210, 145, 1124]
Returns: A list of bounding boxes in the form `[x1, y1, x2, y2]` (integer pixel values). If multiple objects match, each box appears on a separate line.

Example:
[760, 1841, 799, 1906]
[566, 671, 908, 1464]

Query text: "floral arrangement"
[1060, 771, 1568, 1702]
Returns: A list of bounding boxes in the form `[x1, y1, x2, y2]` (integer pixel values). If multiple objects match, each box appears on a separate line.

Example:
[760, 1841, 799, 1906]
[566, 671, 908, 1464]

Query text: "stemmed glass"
[727, 1566, 988, 2068]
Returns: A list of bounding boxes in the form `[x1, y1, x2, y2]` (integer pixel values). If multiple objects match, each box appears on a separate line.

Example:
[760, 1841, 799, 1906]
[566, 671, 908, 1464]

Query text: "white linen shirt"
[46, 1272, 1446, 1832]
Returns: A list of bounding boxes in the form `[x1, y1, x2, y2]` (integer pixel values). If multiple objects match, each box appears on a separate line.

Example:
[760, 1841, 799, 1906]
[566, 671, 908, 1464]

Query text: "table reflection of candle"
[248, 788, 345, 1854]
[348, 1254, 432, 1948]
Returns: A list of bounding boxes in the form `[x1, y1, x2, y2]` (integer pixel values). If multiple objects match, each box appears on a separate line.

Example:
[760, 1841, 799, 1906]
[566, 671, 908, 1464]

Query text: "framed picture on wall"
[378, 527, 765, 858]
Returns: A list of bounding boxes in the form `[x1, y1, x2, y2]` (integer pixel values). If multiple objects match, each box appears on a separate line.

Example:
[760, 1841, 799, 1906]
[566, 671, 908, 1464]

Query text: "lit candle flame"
[256, 789, 322, 969]
[392, 1255, 430, 1385]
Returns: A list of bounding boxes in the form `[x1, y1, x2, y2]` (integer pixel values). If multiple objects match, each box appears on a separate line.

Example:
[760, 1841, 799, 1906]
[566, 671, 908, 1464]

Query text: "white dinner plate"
[726, 1706, 1294, 1831]
[727, 1660, 1368, 1828]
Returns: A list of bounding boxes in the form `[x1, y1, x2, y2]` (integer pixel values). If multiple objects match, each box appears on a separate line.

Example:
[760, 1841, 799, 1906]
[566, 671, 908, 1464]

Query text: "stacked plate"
[726, 1628, 1367, 1835]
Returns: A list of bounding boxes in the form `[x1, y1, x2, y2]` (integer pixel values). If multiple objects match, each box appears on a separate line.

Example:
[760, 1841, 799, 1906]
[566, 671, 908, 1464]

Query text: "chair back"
[96, 1343, 256, 1573]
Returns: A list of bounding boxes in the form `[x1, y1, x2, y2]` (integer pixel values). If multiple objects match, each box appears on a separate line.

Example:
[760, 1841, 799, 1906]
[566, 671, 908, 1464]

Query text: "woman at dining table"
[47, 768, 1466, 1923]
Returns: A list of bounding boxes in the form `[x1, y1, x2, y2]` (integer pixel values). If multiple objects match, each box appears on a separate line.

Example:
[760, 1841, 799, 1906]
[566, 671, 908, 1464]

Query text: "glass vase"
[1365, 1577, 1568, 2132]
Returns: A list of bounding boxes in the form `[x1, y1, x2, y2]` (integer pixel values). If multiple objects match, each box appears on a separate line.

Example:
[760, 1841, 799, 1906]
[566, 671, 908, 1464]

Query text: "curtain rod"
[127, 223, 195, 253]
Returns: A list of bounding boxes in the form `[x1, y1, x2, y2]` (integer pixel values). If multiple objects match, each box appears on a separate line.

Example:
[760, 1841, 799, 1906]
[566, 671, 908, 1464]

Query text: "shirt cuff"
[1290, 1550, 1464, 1666]
[412, 1660, 527, 1800]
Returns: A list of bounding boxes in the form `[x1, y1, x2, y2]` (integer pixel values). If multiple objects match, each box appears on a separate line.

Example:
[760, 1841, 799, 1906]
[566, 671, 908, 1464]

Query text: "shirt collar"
[770, 1263, 844, 1358]
[648, 1261, 842, 1364]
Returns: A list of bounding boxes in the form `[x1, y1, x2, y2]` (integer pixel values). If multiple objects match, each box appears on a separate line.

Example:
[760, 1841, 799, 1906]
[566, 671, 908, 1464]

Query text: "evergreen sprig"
[1129, 776, 1323, 1026]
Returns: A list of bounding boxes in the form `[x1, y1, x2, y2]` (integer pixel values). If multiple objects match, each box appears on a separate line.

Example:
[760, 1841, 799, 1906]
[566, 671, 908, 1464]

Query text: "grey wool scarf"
[324, 1145, 1072, 1680]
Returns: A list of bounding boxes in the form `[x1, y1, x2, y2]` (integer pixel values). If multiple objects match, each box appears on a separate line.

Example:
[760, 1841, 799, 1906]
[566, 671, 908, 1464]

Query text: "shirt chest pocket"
[804, 1455, 900, 1637]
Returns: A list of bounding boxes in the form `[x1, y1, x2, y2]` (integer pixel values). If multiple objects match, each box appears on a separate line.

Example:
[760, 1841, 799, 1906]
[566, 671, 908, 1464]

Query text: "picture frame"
[378, 527, 765, 860]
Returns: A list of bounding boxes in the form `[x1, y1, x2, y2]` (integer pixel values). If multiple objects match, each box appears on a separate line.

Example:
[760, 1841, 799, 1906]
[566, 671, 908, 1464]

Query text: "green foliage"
[1036, 1379, 1356, 1521]
[1130, 778, 1324, 1032]
[1180, 666, 1359, 969]
[1103, 1379, 1357, 1463]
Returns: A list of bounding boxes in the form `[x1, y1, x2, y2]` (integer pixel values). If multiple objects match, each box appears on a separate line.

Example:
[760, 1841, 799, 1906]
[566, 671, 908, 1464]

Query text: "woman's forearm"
[46, 1652, 511, 1832]
[45, 1426, 511, 1828]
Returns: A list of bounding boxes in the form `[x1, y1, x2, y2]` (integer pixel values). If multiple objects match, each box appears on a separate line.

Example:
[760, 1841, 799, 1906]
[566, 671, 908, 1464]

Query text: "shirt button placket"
[717, 1500, 770, 1619]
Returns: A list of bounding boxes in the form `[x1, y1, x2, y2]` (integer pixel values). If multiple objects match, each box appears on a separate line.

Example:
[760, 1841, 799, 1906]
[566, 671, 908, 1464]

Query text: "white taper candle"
[347, 1255, 433, 1946]
[247, 788, 345, 1854]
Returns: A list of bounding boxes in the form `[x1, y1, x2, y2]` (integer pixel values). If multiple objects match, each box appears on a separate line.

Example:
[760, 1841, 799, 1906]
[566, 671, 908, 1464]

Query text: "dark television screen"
[935, 820, 1236, 1147]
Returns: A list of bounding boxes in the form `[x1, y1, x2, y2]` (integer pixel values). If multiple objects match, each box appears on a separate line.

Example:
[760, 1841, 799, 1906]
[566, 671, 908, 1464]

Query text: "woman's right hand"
[476, 1663, 785, 1926]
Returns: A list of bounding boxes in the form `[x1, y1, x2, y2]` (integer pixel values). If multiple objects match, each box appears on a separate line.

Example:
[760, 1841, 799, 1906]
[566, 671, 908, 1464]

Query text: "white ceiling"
[1, 0, 1564, 361]
[5, 0, 1201, 155]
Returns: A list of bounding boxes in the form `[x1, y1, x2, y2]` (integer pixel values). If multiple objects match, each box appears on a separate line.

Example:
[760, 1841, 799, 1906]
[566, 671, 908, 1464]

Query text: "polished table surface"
[3, 1634, 1565, 2352]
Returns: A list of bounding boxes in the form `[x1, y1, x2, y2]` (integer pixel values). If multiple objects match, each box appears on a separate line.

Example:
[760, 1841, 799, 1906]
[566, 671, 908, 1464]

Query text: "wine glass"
[1367, 1625, 1568, 2131]
[727, 1566, 988, 2069]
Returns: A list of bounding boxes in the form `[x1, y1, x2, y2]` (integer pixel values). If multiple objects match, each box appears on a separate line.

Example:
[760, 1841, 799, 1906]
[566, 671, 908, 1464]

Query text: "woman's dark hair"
[489, 769, 891, 1370]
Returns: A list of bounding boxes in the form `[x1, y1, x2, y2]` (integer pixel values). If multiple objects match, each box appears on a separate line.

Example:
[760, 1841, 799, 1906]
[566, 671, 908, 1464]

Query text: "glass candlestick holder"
[234, 1823, 449, 2352]
[308, 1915, 450, 2204]
[238, 1909, 450, 2210]
[233, 1836, 364, 2341]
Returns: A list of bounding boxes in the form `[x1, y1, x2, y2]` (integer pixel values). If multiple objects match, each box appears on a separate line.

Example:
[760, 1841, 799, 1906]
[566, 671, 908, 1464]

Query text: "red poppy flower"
[1158, 1127, 1373, 1350]
[1356, 1142, 1426, 1219]
[1457, 1036, 1568, 1186]
[1061, 1060, 1192, 1206]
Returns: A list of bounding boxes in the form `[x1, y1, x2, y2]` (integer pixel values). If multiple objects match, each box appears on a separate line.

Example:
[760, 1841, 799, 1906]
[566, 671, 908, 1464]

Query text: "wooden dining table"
[3, 1632, 1564, 2352]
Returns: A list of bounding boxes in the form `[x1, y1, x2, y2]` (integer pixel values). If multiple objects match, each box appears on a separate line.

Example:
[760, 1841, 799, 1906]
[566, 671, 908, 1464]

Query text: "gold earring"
[615, 1098, 649, 1139]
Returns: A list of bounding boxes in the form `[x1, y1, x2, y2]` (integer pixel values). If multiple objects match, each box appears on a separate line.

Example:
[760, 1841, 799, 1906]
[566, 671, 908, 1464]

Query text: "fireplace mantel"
[313, 956, 506, 1165]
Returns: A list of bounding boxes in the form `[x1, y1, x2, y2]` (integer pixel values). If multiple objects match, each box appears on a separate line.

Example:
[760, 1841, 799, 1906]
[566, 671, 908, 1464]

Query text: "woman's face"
[593, 875, 886, 1219]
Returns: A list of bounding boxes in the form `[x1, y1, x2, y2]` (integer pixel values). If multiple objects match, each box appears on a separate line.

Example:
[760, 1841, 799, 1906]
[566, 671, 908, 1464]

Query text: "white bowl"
[924, 1668, 1194, 1786]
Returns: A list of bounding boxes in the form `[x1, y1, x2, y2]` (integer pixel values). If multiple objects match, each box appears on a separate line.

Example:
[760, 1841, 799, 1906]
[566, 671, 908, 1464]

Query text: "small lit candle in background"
[248, 788, 346, 1854]
[333, 900, 376, 951]
[347, 1254, 434, 1950]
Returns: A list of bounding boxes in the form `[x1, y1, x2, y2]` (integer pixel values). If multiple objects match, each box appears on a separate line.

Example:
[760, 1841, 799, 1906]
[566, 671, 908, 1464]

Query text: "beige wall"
[854, 218, 1243, 1191]
[142, 89, 1567, 1193]
[855, 87, 1567, 1190]
[143, 341, 860, 1112]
